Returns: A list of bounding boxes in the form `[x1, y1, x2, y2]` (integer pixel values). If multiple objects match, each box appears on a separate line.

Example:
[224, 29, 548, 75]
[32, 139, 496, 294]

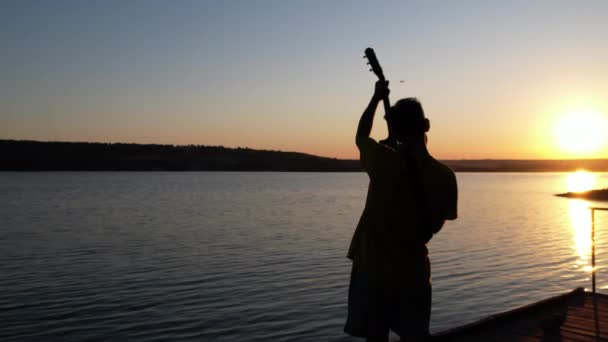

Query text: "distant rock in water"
[555, 189, 608, 201]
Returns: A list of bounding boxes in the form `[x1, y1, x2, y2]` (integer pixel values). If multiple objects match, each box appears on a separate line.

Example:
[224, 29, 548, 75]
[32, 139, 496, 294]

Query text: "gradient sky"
[2, 0, 607, 159]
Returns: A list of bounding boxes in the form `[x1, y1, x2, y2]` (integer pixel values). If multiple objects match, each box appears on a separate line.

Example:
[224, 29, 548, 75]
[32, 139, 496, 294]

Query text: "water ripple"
[1, 172, 608, 341]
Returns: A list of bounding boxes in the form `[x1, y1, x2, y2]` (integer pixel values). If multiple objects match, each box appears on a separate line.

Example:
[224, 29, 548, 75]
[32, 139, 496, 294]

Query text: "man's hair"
[386, 98, 429, 136]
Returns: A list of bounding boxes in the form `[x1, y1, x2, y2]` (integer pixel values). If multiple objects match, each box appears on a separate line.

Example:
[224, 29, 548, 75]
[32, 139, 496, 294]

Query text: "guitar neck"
[378, 77, 393, 141]
[363, 48, 394, 144]
[382, 94, 391, 116]
[376, 73, 391, 114]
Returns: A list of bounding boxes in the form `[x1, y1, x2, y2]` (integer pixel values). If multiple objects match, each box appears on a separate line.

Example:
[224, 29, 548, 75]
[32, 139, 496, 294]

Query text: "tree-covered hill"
[0, 140, 360, 171]
[2, 140, 607, 172]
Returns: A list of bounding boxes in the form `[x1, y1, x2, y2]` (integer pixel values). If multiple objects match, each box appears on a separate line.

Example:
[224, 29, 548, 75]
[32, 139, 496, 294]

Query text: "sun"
[554, 110, 607, 156]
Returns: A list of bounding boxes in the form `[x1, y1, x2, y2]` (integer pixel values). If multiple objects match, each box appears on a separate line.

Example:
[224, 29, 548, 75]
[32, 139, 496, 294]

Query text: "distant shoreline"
[3, 169, 608, 173]
[555, 189, 608, 200]
[2, 139, 608, 172]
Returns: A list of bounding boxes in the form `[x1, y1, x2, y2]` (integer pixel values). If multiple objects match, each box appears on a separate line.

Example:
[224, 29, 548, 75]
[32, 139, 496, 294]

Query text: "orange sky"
[2, 2, 607, 160]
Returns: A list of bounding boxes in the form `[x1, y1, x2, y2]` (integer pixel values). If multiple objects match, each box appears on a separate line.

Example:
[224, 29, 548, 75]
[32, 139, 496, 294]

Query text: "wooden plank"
[582, 296, 608, 312]
[435, 288, 585, 337]
[553, 330, 603, 342]
[560, 324, 605, 339]
[563, 315, 608, 332]
[567, 306, 608, 321]
[508, 318, 598, 342]
[433, 289, 600, 341]
[436, 332, 543, 342]
[431, 290, 608, 341]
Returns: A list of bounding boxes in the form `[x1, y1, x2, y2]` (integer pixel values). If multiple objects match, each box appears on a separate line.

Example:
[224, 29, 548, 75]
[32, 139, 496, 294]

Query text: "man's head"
[386, 97, 430, 140]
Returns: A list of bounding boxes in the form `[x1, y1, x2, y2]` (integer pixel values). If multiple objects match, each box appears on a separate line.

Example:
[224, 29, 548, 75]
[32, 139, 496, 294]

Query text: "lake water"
[2, 172, 608, 341]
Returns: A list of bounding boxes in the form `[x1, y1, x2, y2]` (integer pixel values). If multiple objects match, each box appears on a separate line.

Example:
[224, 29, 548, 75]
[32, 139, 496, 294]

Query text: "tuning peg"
[369, 68, 373, 72]
[363, 55, 367, 59]
[366, 62, 370, 65]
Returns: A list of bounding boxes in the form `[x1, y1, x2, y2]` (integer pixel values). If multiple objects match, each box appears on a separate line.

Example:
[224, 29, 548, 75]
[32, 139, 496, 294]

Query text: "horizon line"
[2, 138, 608, 162]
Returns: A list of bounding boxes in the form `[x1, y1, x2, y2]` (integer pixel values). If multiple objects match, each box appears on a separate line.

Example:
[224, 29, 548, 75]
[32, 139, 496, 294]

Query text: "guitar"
[364, 47, 395, 147]
[364, 48, 435, 242]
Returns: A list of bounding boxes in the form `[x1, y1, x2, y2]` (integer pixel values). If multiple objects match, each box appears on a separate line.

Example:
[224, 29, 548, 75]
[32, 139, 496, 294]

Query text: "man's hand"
[373, 80, 390, 100]
[379, 136, 397, 148]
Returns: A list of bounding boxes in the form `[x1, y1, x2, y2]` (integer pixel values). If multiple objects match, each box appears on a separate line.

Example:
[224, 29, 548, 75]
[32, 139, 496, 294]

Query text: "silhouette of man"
[345, 80, 458, 342]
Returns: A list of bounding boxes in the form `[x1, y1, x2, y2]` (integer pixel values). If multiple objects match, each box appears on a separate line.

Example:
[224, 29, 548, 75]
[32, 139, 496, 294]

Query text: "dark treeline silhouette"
[1, 139, 608, 172]
[0, 140, 360, 171]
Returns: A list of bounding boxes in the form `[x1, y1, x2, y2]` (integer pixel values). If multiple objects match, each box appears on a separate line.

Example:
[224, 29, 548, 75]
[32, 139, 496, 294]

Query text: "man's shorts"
[344, 258, 431, 339]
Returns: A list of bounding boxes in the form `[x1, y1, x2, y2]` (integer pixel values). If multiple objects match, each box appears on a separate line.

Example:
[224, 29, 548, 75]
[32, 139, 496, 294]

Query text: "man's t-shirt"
[347, 137, 457, 270]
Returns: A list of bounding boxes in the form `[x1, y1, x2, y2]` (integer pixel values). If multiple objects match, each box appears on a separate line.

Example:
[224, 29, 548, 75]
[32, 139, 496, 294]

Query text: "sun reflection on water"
[569, 200, 592, 271]
[566, 170, 596, 193]
[565, 171, 597, 274]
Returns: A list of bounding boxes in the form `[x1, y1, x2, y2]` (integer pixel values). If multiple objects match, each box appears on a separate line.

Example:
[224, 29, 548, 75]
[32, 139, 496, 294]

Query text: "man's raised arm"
[356, 80, 389, 148]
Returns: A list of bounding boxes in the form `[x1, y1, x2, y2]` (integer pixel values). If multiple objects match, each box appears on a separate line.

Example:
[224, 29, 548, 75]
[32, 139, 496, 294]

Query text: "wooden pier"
[434, 207, 608, 342]
[434, 288, 606, 341]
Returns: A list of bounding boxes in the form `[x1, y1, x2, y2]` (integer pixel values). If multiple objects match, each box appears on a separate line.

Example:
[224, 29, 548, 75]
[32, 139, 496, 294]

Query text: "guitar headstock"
[364, 47, 385, 81]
